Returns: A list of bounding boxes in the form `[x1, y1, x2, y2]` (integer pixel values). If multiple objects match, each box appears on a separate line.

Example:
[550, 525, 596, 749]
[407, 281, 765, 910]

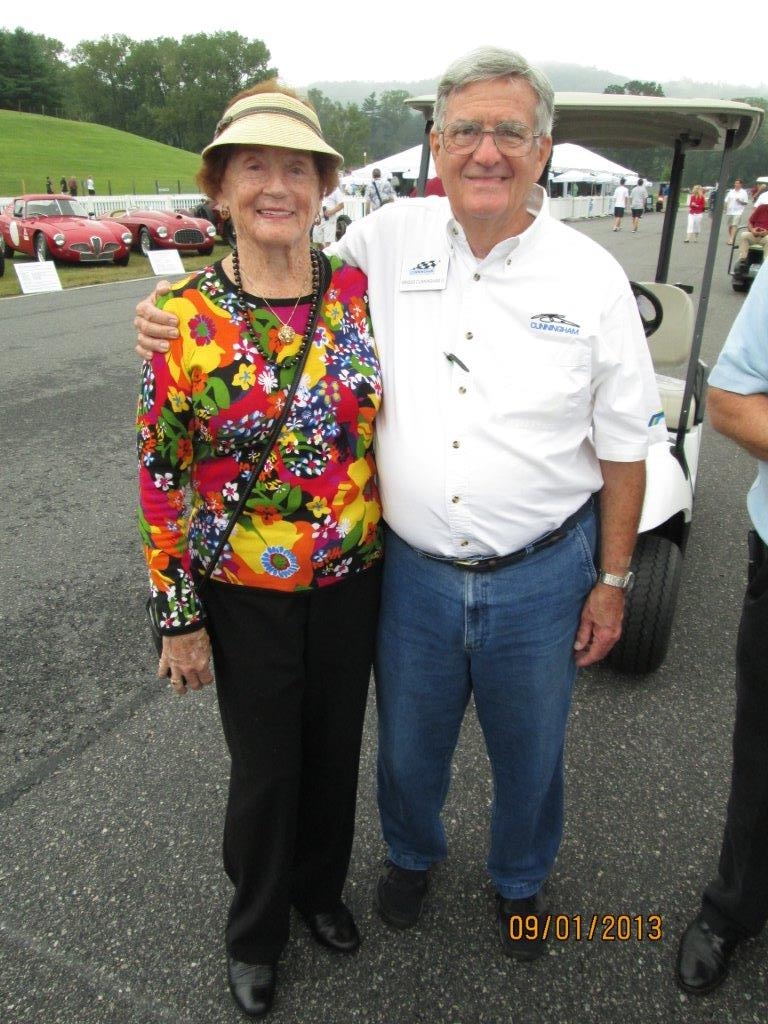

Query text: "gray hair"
[433, 46, 554, 137]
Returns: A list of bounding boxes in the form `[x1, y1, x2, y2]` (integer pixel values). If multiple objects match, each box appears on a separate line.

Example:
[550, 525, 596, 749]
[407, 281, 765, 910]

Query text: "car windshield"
[26, 198, 90, 218]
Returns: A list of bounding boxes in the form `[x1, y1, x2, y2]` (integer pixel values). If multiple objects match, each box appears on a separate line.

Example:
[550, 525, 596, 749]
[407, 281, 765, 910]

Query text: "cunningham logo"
[408, 259, 439, 275]
[529, 312, 581, 335]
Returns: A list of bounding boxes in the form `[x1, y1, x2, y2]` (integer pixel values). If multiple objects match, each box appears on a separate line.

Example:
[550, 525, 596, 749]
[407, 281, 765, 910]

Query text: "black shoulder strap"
[197, 249, 332, 591]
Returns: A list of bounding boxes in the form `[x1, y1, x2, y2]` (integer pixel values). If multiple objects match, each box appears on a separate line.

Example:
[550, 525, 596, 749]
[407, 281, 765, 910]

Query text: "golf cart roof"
[405, 93, 764, 152]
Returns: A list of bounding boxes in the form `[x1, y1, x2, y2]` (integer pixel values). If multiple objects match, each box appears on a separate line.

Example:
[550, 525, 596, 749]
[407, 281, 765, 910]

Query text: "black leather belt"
[419, 497, 594, 573]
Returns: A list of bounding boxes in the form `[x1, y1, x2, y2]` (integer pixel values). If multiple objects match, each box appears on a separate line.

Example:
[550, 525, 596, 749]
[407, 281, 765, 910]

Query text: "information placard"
[14, 261, 63, 294]
[147, 250, 186, 277]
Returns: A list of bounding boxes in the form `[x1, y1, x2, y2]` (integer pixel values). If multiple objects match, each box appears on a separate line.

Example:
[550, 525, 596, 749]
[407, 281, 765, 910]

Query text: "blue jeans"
[374, 514, 597, 899]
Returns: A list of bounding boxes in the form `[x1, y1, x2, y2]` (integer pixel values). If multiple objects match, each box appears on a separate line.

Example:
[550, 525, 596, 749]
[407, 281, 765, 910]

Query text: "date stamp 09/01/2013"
[507, 914, 663, 943]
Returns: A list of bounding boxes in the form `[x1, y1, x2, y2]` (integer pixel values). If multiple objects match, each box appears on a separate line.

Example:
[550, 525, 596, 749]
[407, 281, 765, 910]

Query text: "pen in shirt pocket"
[444, 352, 470, 372]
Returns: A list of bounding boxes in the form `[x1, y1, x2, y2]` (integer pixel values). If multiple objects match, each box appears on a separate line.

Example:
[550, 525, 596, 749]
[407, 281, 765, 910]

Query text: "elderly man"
[135, 46, 660, 958]
[676, 262, 768, 995]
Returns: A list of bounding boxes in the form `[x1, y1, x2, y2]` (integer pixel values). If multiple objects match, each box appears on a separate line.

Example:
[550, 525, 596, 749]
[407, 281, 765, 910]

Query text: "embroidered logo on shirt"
[529, 312, 581, 335]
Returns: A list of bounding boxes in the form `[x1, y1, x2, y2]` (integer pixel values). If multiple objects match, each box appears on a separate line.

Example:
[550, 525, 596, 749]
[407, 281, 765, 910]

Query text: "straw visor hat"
[202, 92, 343, 167]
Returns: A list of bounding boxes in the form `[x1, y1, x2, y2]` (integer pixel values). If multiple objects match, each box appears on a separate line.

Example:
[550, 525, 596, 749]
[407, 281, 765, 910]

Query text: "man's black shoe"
[376, 859, 428, 928]
[300, 903, 361, 953]
[227, 957, 276, 1019]
[676, 915, 738, 995]
[497, 890, 550, 960]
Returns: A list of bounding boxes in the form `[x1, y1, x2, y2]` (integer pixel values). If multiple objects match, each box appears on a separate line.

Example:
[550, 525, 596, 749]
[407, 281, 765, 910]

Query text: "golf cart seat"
[632, 281, 696, 431]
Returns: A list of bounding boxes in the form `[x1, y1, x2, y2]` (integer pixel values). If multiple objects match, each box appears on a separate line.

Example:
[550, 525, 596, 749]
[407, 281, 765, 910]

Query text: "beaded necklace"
[231, 246, 319, 368]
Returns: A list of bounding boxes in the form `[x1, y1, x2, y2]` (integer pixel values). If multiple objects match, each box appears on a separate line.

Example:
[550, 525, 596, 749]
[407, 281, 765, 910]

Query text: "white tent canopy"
[549, 142, 637, 181]
[344, 141, 640, 188]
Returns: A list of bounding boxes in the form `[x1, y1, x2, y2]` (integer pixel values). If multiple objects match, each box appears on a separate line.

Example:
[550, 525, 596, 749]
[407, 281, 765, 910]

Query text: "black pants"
[204, 565, 381, 963]
[702, 533, 768, 938]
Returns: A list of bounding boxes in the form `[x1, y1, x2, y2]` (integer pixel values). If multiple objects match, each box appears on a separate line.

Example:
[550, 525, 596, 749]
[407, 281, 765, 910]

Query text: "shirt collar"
[444, 184, 548, 267]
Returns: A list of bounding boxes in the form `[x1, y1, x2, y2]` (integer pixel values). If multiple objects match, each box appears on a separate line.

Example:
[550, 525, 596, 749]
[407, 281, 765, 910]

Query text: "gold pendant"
[277, 324, 296, 344]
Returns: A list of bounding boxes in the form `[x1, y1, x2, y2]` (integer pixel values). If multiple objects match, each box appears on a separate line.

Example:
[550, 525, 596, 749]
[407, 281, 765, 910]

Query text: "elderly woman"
[137, 82, 382, 1019]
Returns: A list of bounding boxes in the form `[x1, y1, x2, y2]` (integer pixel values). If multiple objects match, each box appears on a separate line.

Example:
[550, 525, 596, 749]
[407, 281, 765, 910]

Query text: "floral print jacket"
[137, 256, 383, 635]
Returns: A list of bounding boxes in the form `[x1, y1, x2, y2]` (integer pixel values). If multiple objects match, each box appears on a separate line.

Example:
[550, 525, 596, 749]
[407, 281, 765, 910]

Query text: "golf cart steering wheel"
[630, 281, 663, 338]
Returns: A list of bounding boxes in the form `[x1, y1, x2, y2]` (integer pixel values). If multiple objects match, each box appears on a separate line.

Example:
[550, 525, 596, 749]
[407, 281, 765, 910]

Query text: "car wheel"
[606, 534, 683, 675]
[139, 226, 153, 256]
[198, 245, 215, 256]
[35, 233, 50, 262]
[115, 254, 130, 267]
[732, 279, 749, 292]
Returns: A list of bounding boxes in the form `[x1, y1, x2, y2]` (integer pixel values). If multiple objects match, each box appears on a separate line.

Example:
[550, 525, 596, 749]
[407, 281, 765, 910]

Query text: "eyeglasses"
[439, 120, 542, 157]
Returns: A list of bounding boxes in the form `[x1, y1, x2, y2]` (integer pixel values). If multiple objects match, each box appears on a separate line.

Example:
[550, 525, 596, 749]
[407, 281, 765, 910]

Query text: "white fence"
[0, 192, 615, 225]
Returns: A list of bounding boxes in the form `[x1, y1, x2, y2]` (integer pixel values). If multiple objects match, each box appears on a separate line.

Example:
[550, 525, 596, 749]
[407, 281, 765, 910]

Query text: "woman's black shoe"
[227, 957, 276, 1019]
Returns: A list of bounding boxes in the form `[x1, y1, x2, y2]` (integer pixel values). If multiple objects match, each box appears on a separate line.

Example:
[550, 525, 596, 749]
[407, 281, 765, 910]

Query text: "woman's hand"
[160, 629, 214, 695]
[134, 280, 179, 359]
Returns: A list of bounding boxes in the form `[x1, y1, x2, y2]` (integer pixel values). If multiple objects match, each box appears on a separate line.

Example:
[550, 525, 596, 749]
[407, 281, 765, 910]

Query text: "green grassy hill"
[0, 110, 203, 197]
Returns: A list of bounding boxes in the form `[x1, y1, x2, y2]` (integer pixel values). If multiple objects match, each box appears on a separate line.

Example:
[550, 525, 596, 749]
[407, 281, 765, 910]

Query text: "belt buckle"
[453, 556, 482, 568]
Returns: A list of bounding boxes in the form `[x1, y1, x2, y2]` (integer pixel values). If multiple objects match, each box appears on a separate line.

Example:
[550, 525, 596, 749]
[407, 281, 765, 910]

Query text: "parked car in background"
[109, 207, 216, 257]
[0, 195, 132, 265]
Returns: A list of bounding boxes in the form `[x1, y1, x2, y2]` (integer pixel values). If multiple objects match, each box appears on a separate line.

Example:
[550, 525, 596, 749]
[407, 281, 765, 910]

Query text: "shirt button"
[473, 273, 481, 282]
[452, 440, 460, 448]
[458, 386, 467, 394]
[460, 540, 469, 547]
[451, 495, 460, 504]
[465, 331, 473, 340]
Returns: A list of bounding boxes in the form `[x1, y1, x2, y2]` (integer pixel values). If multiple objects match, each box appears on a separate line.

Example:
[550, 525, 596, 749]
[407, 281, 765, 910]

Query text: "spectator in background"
[315, 183, 345, 249]
[685, 185, 706, 243]
[365, 168, 395, 213]
[86, 176, 96, 196]
[725, 179, 749, 244]
[68, 177, 78, 197]
[59, 176, 68, 194]
[612, 176, 629, 231]
[45, 177, 54, 194]
[734, 202, 768, 272]
[630, 178, 648, 232]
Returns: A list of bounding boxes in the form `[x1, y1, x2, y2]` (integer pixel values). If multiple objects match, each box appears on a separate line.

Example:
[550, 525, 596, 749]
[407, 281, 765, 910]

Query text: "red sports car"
[110, 208, 216, 256]
[0, 194, 133, 265]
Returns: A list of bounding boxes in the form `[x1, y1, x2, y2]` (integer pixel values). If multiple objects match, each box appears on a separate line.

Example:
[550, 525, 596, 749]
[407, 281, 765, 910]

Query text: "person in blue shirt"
[677, 260, 768, 995]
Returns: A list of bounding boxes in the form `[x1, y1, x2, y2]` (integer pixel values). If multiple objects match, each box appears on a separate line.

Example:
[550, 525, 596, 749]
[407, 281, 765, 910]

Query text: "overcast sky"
[5, 6, 766, 91]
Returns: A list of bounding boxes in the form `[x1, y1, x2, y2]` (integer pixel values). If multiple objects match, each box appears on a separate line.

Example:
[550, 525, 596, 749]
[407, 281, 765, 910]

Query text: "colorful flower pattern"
[138, 257, 383, 633]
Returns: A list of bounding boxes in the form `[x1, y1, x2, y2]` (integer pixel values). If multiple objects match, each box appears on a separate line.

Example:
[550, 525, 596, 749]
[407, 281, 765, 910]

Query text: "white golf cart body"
[406, 92, 764, 673]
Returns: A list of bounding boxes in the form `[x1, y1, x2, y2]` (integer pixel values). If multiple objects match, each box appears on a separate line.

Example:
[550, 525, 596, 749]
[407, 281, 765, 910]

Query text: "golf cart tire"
[732, 279, 749, 292]
[607, 534, 682, 675]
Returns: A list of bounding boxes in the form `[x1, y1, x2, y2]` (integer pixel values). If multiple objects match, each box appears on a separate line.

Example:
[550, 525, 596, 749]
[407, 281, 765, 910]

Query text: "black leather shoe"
[376, 859, 428, 929]
[227, 957, 276, 1019]
[676, 915, 738, 995]
[300, 903, 361, 953]
[497, 890, 549, 960]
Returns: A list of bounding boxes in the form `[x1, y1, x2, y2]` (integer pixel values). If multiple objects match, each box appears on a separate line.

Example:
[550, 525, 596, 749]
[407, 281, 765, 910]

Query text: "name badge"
[399, 254, 449, 291]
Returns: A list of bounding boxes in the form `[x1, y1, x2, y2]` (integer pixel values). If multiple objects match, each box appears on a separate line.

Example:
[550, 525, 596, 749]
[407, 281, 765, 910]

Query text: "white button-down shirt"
[334, 188, 662, 557]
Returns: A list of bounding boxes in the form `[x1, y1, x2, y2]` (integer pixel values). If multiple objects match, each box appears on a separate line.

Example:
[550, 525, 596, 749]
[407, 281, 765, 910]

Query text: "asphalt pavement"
[1, 210, 766, 1024]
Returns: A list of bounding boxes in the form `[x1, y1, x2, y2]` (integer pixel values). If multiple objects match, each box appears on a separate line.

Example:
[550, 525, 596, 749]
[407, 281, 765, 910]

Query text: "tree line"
[0, 27, 423, 166]
[3, 26, 766, 184]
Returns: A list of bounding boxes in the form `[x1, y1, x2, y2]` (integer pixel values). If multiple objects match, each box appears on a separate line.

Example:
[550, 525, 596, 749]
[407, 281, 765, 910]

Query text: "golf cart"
[406, 92, 764, 674]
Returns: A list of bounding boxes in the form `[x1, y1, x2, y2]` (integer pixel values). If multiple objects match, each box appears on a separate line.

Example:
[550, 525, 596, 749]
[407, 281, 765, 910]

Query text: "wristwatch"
[598, 570, 635, 591]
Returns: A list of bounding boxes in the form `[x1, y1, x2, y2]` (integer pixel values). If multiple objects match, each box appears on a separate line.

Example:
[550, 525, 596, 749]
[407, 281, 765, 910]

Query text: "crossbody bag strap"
[197, 249, 332, 593]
